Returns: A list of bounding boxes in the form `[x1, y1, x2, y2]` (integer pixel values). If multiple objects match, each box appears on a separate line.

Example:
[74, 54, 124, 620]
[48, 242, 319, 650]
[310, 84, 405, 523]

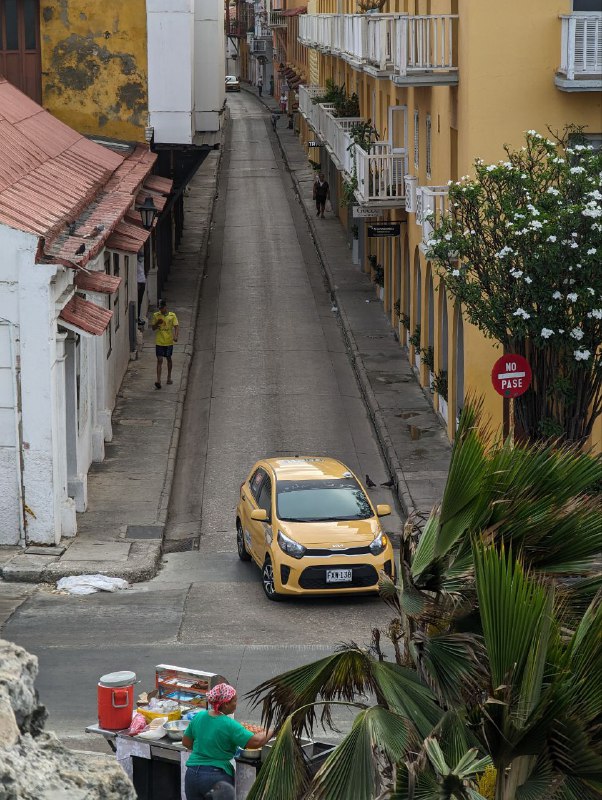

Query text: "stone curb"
[1, 542, 163, 585]
[243, 86, 416, 517]
[157, 140, 225, 528]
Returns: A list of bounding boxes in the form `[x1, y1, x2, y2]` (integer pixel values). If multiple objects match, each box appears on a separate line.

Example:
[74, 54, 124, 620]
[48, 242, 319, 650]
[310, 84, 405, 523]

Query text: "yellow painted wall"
[307, 2, 602, 446]
[40, 0, 148, 142]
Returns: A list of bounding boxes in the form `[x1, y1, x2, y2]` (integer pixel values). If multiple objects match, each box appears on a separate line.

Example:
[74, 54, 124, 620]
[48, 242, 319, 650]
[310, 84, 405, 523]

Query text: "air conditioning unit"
[404, 175, 417, 213]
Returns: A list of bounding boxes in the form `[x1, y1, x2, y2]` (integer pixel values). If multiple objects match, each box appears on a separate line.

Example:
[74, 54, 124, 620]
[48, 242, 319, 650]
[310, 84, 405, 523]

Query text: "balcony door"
[0, 0, 41, 103]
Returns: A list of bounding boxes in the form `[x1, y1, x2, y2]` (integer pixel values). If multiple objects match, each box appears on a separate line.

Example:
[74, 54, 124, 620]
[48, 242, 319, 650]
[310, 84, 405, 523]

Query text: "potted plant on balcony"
[357, 0, 388, 11]
[399, 311, 411, 347]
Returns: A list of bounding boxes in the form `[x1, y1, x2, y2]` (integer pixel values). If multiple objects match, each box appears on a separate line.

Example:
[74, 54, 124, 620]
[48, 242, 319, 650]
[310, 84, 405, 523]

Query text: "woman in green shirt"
[182, 683, 273, 800]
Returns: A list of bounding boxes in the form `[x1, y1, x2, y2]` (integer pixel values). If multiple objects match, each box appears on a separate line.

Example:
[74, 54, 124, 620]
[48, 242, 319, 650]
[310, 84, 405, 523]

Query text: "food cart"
[87, 663, 335, 800]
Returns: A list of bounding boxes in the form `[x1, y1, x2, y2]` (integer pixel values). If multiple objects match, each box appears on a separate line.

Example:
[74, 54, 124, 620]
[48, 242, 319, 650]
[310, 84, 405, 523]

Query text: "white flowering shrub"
[427, 129, 602, 441]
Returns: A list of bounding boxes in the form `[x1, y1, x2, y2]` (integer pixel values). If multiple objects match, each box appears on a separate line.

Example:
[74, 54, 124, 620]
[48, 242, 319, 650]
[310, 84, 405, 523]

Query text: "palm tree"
[247, 403, 602, 800]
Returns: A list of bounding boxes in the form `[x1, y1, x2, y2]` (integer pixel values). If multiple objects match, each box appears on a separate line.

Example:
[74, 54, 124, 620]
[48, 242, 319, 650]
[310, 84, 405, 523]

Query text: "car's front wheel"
[236, 521, 251, 562]
[261, 556, 280, 601]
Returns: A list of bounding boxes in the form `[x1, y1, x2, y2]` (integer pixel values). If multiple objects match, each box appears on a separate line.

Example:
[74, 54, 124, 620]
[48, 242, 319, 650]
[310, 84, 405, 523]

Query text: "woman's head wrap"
[206, 683, 236, 711]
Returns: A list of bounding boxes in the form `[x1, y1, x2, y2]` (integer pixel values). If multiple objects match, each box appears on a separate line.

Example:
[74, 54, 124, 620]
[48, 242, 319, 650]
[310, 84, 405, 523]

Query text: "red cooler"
[98, 671, 137, 730]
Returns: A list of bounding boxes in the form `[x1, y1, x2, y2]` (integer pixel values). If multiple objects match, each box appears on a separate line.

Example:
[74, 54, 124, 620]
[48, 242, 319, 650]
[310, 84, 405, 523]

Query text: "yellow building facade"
[40, 0, 149, 143]
[294, 0, 602, 447]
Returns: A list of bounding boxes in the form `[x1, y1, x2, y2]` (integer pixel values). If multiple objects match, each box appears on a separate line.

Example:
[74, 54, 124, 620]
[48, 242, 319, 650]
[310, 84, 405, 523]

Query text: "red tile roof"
[106, 219, 151, 253]
[0, 77, 158, 268]
[144, 175, 173, 194]
[59, 295, 112, 336]
[75, 271, 122, 294]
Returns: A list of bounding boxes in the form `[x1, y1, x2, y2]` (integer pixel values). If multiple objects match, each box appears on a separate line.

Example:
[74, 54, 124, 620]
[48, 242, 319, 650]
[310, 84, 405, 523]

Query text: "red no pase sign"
[491, 354, 532, 398]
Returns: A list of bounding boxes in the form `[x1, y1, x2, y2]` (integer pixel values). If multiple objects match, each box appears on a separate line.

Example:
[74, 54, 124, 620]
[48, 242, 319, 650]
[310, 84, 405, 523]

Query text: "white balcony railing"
[354, 144, 408, 203]
[269, 11, 286, 28]
[299, 13, 458, 80]
[250, 37, 269, 54]
[559, 14, 602, 80]
[420, 186, 449, 244]
[298, 85, 407, 205]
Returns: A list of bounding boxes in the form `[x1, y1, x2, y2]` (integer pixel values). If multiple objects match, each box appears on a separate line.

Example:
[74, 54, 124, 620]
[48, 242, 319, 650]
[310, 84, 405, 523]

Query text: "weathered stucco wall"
[40, 1, 148, 142]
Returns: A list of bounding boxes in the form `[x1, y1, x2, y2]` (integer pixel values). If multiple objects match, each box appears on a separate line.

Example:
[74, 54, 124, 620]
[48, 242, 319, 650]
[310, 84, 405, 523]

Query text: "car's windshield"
[276, 479, 373, 522]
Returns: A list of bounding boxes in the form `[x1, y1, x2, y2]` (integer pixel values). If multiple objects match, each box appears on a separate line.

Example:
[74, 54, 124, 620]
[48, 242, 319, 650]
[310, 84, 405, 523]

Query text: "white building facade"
[0, 79, 169, 547]
[147, 0, 226, 144]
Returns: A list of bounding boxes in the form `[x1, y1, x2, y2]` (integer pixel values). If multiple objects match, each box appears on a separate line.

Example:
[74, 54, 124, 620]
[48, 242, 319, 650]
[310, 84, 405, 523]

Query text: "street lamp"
[137, 196, 158, 230]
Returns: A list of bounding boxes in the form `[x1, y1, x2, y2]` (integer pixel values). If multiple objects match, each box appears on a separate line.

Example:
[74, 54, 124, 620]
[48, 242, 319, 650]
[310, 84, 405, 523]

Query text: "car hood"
[278, 518, 380, 547]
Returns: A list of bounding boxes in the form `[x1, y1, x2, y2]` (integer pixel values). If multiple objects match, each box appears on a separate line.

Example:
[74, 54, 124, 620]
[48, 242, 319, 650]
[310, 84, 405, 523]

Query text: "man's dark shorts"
[156, 345, 174, 358]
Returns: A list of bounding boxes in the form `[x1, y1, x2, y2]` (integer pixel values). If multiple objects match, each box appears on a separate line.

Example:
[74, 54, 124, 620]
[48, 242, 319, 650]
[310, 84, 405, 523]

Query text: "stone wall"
[0, 639, 135, 800]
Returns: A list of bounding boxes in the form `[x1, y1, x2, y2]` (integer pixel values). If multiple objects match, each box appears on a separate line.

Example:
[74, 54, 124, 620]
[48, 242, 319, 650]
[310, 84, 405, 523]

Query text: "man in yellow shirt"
[151, 299, 179, 389]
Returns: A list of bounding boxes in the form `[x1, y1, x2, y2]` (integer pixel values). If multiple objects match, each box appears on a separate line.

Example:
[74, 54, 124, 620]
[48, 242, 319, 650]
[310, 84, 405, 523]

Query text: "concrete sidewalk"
[246, 85, 451, 518]
[0, 145, 222, 585]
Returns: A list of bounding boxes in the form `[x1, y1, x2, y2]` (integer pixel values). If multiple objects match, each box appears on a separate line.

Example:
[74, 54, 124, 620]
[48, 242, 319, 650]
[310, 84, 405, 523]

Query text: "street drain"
[163, 537, 199, 553]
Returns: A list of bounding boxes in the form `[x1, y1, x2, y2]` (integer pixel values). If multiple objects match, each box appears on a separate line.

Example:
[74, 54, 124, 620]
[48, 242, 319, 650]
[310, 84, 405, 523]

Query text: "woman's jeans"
[185, 765, 235, 800]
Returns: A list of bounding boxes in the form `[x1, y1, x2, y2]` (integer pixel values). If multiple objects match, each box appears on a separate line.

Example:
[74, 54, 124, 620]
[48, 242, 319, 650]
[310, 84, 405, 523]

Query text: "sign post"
[491, 353, 532, 442]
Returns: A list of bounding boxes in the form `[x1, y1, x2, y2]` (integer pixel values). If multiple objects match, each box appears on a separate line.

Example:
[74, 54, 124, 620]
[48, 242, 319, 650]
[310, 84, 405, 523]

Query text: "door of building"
[0, 0, 41, 103]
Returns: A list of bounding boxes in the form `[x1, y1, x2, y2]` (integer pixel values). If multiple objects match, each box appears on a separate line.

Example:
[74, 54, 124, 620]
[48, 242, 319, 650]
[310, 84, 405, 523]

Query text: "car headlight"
[369, 532, 388, 556]
[277, 531, 306, 559]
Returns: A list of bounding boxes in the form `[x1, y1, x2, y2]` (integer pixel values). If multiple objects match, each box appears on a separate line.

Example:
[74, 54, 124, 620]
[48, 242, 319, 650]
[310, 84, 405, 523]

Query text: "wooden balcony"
[556, 14, 602, 91]
[299, 13, 458, 85]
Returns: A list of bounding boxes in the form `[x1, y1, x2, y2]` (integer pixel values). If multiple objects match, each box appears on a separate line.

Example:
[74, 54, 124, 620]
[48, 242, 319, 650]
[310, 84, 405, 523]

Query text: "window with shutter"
[573, 15, 602, 73]
[0, 0, 41, 102]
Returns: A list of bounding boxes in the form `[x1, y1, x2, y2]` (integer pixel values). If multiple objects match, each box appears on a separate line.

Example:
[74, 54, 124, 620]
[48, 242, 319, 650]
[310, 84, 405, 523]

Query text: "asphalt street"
[2, 93, 402, 751]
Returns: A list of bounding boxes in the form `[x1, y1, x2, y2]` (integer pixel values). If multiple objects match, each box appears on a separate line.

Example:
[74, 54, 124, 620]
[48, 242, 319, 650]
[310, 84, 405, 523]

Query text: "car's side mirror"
[376, 504, 391, 517]
[251, 509, 268, 522]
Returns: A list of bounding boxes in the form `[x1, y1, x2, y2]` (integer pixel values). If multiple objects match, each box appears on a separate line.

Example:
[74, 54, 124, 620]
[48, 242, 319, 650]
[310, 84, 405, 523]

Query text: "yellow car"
[236, 457, 394, 600]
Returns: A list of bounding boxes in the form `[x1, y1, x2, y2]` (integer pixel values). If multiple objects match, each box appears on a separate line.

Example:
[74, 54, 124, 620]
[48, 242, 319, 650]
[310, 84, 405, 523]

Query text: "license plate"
[326, 569, 352, 583]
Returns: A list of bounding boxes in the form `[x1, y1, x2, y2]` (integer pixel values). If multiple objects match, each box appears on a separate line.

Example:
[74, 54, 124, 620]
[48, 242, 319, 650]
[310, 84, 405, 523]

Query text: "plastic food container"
[137, 706, 182, 723]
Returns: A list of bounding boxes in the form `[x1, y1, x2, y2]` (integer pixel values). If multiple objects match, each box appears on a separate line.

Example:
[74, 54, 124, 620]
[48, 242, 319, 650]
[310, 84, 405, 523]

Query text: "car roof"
[261, 457, 355, 481]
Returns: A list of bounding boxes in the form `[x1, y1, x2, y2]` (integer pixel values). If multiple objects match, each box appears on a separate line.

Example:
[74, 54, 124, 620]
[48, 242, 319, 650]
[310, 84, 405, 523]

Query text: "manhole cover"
[163, 537, 199, 553]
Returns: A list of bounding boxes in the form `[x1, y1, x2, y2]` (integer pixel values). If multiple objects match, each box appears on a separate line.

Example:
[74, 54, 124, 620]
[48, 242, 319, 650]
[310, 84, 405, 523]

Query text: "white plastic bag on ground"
[56, 574, 131, 595]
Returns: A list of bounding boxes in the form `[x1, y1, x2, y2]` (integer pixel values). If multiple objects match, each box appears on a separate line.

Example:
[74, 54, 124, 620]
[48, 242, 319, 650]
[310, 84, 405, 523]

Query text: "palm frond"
[414, 631, 487, 707]
[247, 649, 373, 735]
[246, 716, 308, 800]
[473, 542, 550, 693]
[309, 707, 410, 800]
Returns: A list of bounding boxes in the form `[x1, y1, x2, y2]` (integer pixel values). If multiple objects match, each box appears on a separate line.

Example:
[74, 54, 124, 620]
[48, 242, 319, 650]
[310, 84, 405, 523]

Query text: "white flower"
[587, 288, 595, 295]
[514, 213, 525, 220]
[495, 246, 514, 258]
[530, 220, 543, 230]
[546, 187, 560, 196]
[540, 328, 554, 339]
[567, 293, 578, 302]
[570, 242, 578, 248]
[444, 233, 452, 241]
[510, 269, 523, 278]
[583, 203, 602, 219]
[570, 328, 584, 341]
[524, 277, 533, 284]
[451, 269, 460, 277]
[486, 164, 496, 172]
[513, 308, 530, 320]
[552, 291, 562, 299]
[527, 204, 540, 216]
[587, 248, 596, 255]
[574, 349, 591, 362]
[588, 309, 602, 319]
[589, 189, 602, 201]
[570, 166, 585, 174]
[559, 329, 565, 334]
[526, 129, 537, 135]
[547, 235, 557, 242]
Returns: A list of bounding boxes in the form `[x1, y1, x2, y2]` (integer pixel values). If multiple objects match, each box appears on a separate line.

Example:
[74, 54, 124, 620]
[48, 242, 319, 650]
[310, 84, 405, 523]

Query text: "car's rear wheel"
[236, 521, 251, 562]
[262, 556, 280, 601]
